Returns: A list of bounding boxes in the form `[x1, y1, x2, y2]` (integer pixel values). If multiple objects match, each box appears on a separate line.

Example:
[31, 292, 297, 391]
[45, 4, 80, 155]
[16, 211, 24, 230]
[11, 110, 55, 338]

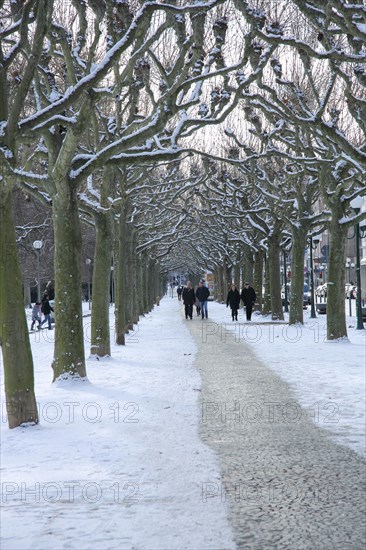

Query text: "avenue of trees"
[0, 0, 365, 428]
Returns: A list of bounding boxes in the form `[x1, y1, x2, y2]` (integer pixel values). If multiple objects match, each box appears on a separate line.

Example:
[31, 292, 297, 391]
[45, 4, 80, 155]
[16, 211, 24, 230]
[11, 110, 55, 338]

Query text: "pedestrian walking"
[40, 293, 54, 330]
[241, 282, 256, 321]
[182, 281, 195, 320]
[30, 302, 42, 331]
[196, 280, 210, 319]
[177, 285, 183, 301]
[226, 284, 240, 321]
[195, 297, 201, 317]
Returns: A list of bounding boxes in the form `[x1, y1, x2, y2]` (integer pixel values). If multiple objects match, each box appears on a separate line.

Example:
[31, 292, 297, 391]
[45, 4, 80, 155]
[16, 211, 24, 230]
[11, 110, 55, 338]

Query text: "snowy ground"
[0, 299, 235, 550]
[207, 299, 366, 458]
[1, 294, 365, 550]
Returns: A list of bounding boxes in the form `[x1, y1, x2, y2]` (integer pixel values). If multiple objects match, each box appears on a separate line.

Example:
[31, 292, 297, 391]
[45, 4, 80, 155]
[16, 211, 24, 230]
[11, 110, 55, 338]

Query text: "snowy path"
[1, 298, 235, 550]
[184, 310, 366, 549]
[1, 296, 365, 549]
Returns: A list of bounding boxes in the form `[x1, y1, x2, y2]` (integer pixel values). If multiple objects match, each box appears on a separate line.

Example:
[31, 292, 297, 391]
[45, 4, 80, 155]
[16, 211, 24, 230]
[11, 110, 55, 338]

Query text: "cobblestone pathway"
[185, 317, 366, 549]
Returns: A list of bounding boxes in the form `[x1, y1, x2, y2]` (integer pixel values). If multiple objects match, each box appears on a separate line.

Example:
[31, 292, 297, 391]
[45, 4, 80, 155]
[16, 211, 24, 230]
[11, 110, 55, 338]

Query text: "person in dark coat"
[241, 282, 256, 321]
[195, 280, 210, 319]
[177, 285, 183, 301]
[40, 293, 54, 330]
[182, 281, 195, 320]
[226, 284, 240, 321]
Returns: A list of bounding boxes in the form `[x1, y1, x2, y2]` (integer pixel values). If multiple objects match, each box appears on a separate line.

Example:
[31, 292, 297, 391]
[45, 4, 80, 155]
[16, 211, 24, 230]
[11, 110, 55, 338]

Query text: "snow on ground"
[207, 300, 366, 458]
[0, 298, 235, 550]
[1, 294, 365, 550]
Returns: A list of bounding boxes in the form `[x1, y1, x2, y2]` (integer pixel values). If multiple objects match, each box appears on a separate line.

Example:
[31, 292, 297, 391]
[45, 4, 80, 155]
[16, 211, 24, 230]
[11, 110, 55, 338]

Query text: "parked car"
[281, 283, 310, 309]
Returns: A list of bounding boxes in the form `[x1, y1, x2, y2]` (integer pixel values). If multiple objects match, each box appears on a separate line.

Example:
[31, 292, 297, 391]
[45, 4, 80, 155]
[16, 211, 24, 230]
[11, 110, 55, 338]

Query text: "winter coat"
[177, 286, 183, 295]
[182, 287, 195, 305]
[226, 289, 240, 309]
[195, 285, 210, 302]
[241, 286, 256, 306]
[41, 298, 54, 315]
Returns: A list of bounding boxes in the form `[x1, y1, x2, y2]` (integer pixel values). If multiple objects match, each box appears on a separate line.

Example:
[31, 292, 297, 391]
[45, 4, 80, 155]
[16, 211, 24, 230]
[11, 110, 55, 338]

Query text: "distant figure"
[195, 280, 210, 320]
[30, 302, 42, 331]
[182, 281, 195, 320]
[241, 282, 256, 321]
[226, 284, 240, 321]
[40, 293, 54, 330]
[177, 285, 183, 301]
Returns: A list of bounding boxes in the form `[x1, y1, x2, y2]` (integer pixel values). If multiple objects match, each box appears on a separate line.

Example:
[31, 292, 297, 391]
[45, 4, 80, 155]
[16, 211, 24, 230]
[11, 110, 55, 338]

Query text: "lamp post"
[345, 258, 355, 317]
[85, 258, 92, 310]
[308, 235, 320, 319]
[33, 240, 43, 302]
[350, 196, 365, 330]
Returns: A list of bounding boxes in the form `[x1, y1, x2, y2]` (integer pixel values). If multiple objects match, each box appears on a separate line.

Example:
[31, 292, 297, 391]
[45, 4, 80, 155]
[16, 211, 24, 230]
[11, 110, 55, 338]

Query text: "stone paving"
[185, 317, 366, 549]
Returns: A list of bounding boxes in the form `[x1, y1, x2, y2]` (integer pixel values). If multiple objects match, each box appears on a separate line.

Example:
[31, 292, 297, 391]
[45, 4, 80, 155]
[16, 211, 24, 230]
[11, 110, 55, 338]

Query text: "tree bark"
[268, 234, 284, 320]
[0, 189, 38, 427]
[115, 203, 126, 345]
[289, 227, 307, 324]
[51, 184, 87, 381]
[262, 254, 271, 315]
[90, 212, 112, 356]
[327, 217, 347, 339]
[253, 250, 264, 311]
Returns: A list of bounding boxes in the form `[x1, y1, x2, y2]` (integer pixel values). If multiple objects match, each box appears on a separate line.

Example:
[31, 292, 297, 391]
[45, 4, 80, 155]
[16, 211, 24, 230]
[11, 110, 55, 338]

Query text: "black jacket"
[182, 287, 195, 305]
[195, 285, 210, 302]
[41, 298, 54, 315]
[226, 288, 240, 309]
[241, 286, 256, 306]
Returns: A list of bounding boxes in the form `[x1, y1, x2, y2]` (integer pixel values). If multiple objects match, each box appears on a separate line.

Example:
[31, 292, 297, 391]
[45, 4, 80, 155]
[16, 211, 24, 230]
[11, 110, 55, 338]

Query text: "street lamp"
[345, 258, 356, 317]
[85, 258, 92, 310]
[350, 196, 365, 330]
[33, 240, 43, 302]
[308, 235, 320, 319]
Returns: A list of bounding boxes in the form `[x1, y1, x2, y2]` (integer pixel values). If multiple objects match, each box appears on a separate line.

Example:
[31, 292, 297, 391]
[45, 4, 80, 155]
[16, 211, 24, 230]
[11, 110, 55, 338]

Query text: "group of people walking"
[226, 282, 256, 321]
[176, 281, 256, 322]
[178, 281, 210, 320]
[30, 292, 54, 331]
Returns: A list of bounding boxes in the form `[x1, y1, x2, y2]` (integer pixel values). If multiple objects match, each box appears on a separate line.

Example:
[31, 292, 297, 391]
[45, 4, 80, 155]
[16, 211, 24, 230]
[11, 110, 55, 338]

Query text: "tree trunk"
[90, 213, 111, 356]
[125, 225, 135, 331]
[142, 251, 149, 312]
[0, 189, 38, 427]
[52, 184, 87, 381]
[115, 204, 126, 345]
[242, 245, 254, 284]
[262, 254, 271, 315]
[253, 250, 264, 311]
[24, 283, 32, 308]
[268, 235, 284, 320]
[215, 266, 224, 302]
[327, 217, 347, 339]
[289, 227, 307, 324]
